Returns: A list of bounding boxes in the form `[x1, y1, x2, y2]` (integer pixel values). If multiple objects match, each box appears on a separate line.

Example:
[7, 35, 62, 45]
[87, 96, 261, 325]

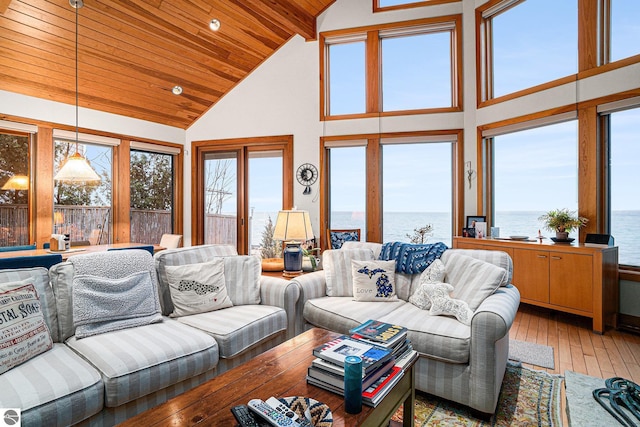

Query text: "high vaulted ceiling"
[0, 0, 335, 129]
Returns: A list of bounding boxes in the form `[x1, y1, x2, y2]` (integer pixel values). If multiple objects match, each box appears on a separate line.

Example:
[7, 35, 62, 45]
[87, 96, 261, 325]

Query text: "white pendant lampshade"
[1, 175, 29, 190]
[54, 152, 101, 183]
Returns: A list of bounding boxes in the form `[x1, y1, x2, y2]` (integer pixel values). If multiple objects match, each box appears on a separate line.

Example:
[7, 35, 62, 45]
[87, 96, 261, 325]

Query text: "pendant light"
[54, 0, 101, 184]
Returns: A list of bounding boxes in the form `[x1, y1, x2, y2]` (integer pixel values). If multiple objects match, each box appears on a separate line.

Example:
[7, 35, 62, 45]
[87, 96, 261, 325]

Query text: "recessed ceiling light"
[172, 85, 183, 95]
[209, 18, 221, 31]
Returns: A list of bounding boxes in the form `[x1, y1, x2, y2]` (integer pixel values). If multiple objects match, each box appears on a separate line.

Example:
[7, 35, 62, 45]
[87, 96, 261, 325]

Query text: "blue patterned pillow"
[330, 231, 359, 249]
[351, 259, 398, 302]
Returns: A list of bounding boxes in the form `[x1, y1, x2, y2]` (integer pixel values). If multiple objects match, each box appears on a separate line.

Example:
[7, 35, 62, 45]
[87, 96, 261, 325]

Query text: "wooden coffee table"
[119, 328, 415, 426]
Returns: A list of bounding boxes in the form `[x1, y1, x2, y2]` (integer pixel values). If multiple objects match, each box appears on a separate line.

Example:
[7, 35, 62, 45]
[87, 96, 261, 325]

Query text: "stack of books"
[306, 320, 418, 407]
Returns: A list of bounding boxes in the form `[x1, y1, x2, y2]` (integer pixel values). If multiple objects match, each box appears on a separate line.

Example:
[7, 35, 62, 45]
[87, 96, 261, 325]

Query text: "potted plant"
[538, 208, 588, 240]
[302, 244, 320, 272]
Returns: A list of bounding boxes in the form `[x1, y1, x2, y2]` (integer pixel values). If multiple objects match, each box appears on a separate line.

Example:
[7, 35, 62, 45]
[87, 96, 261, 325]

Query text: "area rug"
[564, 370, 621, 426]
[509, 339, 555, 369]
[391, 362, 563, 426]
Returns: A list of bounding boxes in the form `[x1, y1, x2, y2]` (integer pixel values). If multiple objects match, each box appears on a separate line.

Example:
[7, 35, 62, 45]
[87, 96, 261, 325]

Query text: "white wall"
[0, 90, 184, 144]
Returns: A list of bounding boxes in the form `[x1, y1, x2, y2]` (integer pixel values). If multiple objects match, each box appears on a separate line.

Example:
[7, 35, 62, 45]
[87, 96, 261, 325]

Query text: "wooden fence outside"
[0, 205, 238, 247]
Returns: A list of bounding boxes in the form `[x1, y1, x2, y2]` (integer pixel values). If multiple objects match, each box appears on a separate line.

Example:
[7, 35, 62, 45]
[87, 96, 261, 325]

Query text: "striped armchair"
[293, 243, 520, 415]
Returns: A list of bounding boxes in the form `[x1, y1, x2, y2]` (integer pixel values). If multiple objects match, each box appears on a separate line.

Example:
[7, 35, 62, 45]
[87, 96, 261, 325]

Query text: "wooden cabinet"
[453, 237, 619, 334]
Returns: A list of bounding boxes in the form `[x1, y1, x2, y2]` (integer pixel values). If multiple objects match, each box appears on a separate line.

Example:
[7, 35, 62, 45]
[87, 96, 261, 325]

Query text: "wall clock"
[296, 163, 318, 195]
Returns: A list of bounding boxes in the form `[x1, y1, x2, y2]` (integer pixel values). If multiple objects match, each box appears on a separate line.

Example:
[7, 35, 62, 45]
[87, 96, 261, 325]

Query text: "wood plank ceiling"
[0, 0, 335, 129]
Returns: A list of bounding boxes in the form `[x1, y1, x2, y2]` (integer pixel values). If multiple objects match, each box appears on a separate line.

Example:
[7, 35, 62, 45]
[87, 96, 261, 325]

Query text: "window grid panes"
[130, 149, 174, 245]
[53, 140, 112, 245]
[328, 42, 366, 116]
[382, 142, 452, 246]
[381, 31, 452, 111]
[609, 107, 640, 266]
[490, 0, 577, 98]
[328, 146, 367, 236]
[492, 120, 579, 238]
[610, 0, 640, 62]
[0, 131, 29, 247]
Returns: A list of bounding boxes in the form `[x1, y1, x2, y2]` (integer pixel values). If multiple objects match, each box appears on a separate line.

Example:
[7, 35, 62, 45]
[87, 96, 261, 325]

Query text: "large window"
[381, 29, 452, 111]
[0, 130, 30, 247]
[480, 0, 577, 100]
[382, 140, 453, 246]
[54, 139, 112, 245]
[130, 147, 175, 245]
[486, 117, 579, 238]
[607, 106, 640, 267]
[321, 16, 461, 119]
[323, 133, 458, 247]
[327, 145, 367, 236]
[248, 151, 283, 256]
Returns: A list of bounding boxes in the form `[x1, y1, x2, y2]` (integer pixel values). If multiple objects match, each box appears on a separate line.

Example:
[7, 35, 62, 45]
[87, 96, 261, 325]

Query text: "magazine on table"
[312, 335, 392, 374]
[349, 319, 407, 347]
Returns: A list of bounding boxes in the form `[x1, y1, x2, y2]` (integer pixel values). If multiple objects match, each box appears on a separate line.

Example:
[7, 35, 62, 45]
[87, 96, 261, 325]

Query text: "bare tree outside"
[205, 159, 234, 214]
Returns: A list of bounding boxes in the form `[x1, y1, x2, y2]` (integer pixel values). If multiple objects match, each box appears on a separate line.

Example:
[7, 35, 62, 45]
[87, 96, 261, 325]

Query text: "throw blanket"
[70, 250, 162, 338]
[378, 242, 448, 274]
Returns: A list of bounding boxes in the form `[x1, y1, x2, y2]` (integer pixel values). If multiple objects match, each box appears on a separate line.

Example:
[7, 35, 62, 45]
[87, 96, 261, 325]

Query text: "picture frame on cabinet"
[466, 216, 486, 229]
[462, 227, 475, 238]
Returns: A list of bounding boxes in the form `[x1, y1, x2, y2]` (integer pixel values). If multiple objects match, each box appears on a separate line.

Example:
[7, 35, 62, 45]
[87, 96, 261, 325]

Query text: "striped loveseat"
[1, 245, 298, 426]
[293, 242, 520, 415]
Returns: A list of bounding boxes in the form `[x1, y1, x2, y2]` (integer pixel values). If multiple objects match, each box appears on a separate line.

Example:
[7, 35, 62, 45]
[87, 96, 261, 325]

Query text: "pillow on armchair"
[327, 229, 360, 249]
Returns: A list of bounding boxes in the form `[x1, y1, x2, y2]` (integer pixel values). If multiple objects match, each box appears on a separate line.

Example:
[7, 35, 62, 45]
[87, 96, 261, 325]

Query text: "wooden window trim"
[191, 135, 293, 253]
[373, 0, 460, 13]
[320, 15, 463, 121]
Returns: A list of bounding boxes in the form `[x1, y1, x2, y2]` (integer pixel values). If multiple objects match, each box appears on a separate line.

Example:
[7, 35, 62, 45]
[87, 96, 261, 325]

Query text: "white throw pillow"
[409, 259, 446, 310]
[165, 258, 233, 317]
[351, 259, 398, 302]
[424, 282, 473, 326]
[444, 253, 508, 311]
[323, 249, 375, 297]
[0, 284, 53, 374]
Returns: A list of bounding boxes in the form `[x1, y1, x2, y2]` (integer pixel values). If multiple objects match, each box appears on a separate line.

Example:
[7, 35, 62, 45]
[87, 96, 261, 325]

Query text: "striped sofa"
[0, 245, 298, 426]
[293, 242, 520, 415]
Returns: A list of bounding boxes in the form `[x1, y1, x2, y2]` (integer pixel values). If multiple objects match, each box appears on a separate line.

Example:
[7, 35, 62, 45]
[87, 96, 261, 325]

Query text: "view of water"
[249, 210, 640, 266]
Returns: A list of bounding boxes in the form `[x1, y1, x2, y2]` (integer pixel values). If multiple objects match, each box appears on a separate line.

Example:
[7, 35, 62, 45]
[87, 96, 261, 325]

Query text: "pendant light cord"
[75, 2, 79, 152]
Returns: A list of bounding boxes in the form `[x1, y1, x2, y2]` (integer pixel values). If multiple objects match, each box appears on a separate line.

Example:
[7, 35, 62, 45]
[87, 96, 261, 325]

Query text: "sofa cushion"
[377, 302, 471, 364]
[0, 267, 59, 342]
[154, 244, 238, 315]
[351, 259, 398, 302]
[176, 305, 287, 359]
[443, 253, 508, 311]
[303, 297, 405, 334]
[165, 258, 233, 317]
[341, 241, 383, 258]
[222, 256, 261, 305]
[0, 343, 103, 426]
[323, 249, 374, 297]
[65, 318, 218, 407]
[441, 249, 512, 286]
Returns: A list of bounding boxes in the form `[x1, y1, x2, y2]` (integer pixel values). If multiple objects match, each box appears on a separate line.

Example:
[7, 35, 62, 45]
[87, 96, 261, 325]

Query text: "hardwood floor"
[511, 303, 640, 426]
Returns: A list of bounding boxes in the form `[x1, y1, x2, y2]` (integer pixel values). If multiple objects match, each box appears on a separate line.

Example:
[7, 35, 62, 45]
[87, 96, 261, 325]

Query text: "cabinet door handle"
[551, 256, 562, 260]
[537, 255, 547, 259]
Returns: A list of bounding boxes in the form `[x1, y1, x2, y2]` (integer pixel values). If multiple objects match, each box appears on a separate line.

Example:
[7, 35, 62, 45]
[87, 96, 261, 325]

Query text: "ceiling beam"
[0, 0, 12, 15]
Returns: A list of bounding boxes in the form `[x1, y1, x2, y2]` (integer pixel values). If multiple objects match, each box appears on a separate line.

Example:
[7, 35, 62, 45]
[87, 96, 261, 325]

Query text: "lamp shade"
[1, 175, 29, 190]
[273, 210, 314, 242]
[54, 152, 101, 183]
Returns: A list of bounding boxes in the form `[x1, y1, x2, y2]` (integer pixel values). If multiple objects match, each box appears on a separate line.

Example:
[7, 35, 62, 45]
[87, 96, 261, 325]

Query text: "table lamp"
[272, 209, 314, 278]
